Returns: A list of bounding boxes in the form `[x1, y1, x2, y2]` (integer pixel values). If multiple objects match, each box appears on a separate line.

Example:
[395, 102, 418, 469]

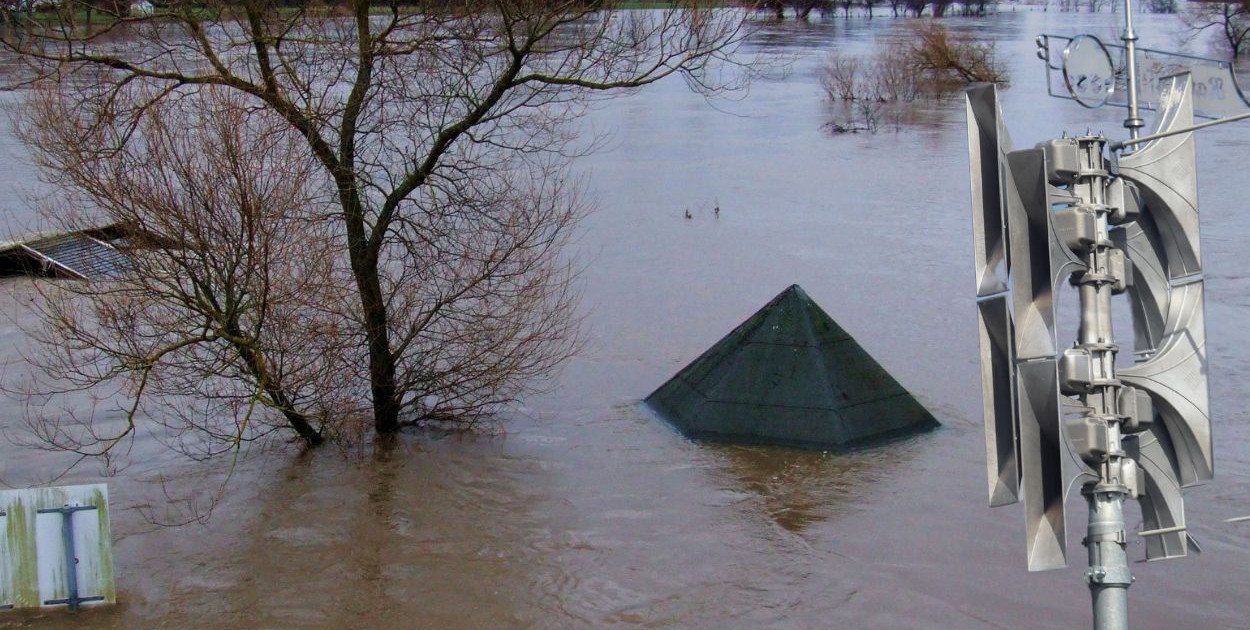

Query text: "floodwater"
[3, 8, 1250, 629]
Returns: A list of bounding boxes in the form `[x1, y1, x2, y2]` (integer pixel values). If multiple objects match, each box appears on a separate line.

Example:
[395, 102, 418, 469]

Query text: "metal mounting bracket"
[35, 505, 105, 611]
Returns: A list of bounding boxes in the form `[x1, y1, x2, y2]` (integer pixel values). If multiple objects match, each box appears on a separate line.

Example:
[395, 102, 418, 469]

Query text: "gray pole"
[1122, 0, 1143, 141]
[1086, 488, 1131, 629]
[1070, 136, 1132, 630]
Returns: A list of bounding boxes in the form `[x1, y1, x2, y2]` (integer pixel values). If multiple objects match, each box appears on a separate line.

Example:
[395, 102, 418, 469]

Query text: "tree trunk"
[361, 267, 401, 433]
[270, 391, 325, 446]
[342, 0, 401, 435]
[225, 321, 326, 446]
[343, 207, 402, 434]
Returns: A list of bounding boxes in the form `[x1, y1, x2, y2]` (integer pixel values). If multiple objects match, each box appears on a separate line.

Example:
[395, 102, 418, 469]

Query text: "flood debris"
[646, 284, 939, 450]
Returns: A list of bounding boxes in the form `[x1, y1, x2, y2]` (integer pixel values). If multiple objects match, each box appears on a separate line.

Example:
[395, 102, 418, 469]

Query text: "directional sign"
[1039, 34, 1249, 119]
[1062, 35, 1116, 108]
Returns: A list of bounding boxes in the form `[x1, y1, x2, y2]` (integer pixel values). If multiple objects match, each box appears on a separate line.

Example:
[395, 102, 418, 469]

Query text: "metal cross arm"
[1111, 110, 1250, 152]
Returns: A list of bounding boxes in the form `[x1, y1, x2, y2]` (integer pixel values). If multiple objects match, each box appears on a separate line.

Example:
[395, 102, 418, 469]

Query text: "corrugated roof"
[0, 227, 130, 280]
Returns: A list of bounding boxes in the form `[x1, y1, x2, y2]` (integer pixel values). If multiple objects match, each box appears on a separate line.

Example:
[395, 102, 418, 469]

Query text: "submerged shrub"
[908, 22, 1008, 91]
[820, 23, 1007, 132]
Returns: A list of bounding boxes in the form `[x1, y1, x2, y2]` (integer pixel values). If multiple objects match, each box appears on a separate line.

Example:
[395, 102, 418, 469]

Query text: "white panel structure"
[0, 510, 11, 610]
[0, 484, 115, 610]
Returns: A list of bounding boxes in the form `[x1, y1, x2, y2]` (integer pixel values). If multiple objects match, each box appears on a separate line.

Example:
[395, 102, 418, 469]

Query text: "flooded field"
[3, 8, 1250, 629]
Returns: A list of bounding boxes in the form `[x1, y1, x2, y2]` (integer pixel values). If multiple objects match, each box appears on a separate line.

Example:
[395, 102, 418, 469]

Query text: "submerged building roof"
[0, 225, 131, 280]
[646, 284, 939, 450]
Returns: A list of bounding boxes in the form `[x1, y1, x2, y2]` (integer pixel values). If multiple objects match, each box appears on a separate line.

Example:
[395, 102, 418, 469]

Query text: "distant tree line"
[1035, 0, 1177, 12]
[753, 0, 1194, 18]
[754, 0, 998, 19]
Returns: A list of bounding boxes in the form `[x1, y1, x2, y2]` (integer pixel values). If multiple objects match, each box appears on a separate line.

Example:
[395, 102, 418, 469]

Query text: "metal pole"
[1122, 0, 1143, 141]
[1070, 136, 1132, 630]
[1086, 488, 1131, 630]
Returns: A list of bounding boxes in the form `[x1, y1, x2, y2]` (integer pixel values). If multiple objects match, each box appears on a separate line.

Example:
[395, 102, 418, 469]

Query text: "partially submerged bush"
[821, 22, 1007, 132]
[822, 47, 922, 104]
[909, 22, 1008, 89]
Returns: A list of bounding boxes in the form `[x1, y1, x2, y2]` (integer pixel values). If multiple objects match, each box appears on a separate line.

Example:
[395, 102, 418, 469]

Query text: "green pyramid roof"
[645, 285, 939, 449]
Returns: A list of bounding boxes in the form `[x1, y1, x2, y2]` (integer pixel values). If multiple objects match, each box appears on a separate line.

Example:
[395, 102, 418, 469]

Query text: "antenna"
[1120, 0, 1143, 141]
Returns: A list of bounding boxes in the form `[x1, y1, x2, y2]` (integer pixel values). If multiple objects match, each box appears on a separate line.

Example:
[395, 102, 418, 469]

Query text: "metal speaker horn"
[1109, 219, 1167, 359]
[969, 83, 1011, 297]
[1126, 423, 1197, 561]
[1118, 279, 1210, 486]
[1015, 359, 1092, 571]
[1004, 148, 1086, 362]
[1115, 73, 1213, 487]
[978, 296, 1018, 507]
[967, 84, 1020, 507]
[1003, 147, 1092, 572]
[1117, 73, 1202, 281]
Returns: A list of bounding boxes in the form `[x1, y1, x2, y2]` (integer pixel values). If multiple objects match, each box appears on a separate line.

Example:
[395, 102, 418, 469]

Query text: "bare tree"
[12, 86, 352, 459]
[760, 0, 833, 19]
[930, 0, 955, 16]
[1183, 1, 1250, 59]
[822, 51, 864, 100]
[822, 22, 1005, 102]
[756, 0, 787, 19]
[2, 0, 748, 457]
[820, 22, 1004, 132]
[907, 21, 1007, 86]
[965, 0, 996, 16]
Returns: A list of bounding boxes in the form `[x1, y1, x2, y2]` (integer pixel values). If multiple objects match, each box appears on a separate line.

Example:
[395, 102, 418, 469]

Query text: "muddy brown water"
[3, 9, 1250, 629]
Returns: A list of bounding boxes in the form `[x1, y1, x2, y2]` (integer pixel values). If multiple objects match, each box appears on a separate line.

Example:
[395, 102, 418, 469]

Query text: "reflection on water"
[2, 8, 1250, 630]
[710, 440, 915, 534]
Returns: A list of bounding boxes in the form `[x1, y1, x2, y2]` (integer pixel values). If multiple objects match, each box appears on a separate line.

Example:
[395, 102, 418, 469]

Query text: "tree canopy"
[3, 0, 749, 460]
